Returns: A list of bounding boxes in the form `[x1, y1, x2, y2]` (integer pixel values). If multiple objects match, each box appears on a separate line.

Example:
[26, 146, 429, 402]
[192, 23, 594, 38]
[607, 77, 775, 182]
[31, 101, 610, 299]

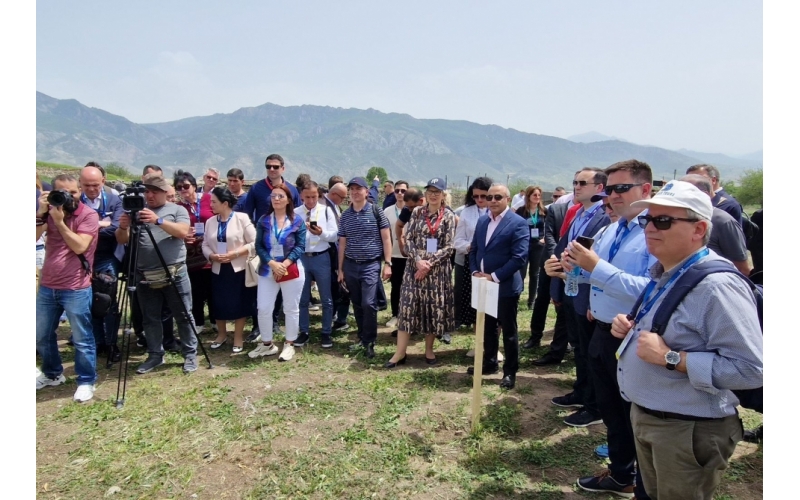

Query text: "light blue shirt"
[577, 210, 657, 323]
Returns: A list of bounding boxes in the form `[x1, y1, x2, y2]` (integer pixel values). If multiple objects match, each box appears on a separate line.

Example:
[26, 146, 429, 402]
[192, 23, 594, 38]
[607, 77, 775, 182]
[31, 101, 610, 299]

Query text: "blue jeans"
[92, 256, 120, 348]
[36, 285, 97, 385]
[136, 270, 197, 358]
[299, 252, 333, 334]
[343, 258, 380, 344]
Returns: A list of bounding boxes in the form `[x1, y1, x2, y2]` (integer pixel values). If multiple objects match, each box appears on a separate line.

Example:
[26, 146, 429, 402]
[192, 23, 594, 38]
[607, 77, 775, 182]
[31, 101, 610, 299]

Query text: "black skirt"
[211, 263, 256, 320]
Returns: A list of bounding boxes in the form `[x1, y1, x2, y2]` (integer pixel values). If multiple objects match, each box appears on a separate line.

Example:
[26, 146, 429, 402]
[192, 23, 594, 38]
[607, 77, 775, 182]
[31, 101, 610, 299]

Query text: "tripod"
[113, 212, 213, 408]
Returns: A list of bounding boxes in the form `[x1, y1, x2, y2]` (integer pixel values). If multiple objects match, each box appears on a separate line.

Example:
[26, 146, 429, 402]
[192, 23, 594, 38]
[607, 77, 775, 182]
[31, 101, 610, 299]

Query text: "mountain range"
[36, 92, 761, 188]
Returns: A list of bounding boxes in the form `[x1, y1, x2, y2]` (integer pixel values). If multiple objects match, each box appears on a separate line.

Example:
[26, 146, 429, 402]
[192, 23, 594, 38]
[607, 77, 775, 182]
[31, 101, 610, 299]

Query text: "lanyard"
[81, 190, 107, 218]
[425, 205, 445, 236]
[529, 211, 539, 227]
[395, 205, 400, 219]
[569, 204, 602, 240]
[608, 220, 632, 263]
[631, 248, 710, 324]
[217, 213, 233, 242]
[272, 214, 289, 243]
[266, 177, 283, 191]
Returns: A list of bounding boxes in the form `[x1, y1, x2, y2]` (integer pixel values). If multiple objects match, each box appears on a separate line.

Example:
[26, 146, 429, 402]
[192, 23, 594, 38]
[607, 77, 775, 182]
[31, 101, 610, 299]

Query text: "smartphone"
[575, 236, 594, 250]
[310, 221, 318, 228]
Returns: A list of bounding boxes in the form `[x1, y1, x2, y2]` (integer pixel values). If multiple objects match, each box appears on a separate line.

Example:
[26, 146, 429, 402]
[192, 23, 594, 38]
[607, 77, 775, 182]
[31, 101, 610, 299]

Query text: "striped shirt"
[338, 202, 389, 261]
[617, 251, 763, 418]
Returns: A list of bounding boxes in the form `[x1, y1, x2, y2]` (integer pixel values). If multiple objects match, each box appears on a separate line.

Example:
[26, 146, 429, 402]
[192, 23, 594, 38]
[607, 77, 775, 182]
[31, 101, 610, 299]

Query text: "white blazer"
[202, 212, 256, 274]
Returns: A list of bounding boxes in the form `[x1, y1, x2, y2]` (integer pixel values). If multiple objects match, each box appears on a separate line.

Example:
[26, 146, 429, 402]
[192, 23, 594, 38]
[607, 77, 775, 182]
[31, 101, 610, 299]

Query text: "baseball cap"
[631, 180, 713, 220]
[142, 173, 170, 192]
[425, 177, 447, 191]
[347, 177, 368, 189]
[590, 192, 609, 203]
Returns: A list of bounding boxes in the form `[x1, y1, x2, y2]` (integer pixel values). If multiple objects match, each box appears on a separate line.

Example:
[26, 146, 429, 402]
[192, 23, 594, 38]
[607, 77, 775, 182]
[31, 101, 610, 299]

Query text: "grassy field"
[35, 284, 762, 499]
[37, 161, 133, 182]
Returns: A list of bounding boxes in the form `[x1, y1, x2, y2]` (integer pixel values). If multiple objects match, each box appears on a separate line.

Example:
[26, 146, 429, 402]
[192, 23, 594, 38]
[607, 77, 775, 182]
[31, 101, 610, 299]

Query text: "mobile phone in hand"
[310, 221, 318, 228]
[575, 236, 594, 250]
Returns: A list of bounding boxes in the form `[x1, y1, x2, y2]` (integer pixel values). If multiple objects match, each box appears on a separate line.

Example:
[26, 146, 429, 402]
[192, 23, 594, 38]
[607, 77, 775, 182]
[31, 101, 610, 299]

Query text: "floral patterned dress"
[396, 205, 456, 336]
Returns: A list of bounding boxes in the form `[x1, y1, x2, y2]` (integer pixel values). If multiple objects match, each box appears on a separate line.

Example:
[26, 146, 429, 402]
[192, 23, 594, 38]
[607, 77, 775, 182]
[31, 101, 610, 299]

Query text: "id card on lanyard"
[272, 215, 288, 258]
[425, 206, 445, 254]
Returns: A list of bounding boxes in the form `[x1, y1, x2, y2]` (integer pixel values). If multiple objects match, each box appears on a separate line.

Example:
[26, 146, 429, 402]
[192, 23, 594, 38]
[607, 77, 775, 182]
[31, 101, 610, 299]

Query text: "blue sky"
[36, 0, 762, 155]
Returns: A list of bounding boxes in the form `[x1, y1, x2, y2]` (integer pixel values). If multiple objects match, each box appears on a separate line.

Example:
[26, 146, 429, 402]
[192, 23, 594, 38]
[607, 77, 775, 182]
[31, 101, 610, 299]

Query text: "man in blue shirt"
[562, 160, 657, 499]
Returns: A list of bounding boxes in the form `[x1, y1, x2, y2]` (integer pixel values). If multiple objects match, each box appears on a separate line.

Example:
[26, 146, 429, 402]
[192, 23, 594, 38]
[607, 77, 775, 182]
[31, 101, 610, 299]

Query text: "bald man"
[79, 165, 125, 360]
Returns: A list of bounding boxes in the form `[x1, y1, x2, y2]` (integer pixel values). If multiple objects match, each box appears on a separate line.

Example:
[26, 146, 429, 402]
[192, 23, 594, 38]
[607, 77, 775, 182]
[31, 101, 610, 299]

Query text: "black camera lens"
[47, 190, 69, 207]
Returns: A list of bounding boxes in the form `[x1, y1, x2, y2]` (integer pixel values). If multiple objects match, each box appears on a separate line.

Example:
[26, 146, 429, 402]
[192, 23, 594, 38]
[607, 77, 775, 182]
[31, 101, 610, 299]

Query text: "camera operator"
[79, 165, 124, 361]
[115, 173, 198, 374]
[36, 174, 99, 403]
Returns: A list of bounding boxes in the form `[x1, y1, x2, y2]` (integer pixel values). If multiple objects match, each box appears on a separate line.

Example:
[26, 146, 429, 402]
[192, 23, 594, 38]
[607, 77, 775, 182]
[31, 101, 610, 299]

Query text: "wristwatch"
[156, 217, 164, 226]
[665, 350, 680, 371]
[384, 260, 392, 266]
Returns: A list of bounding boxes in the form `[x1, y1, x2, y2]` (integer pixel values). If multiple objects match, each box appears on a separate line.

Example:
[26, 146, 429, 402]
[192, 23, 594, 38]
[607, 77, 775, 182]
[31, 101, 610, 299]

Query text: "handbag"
[275, 262, 300, 283]
[245, 255, 260, 287]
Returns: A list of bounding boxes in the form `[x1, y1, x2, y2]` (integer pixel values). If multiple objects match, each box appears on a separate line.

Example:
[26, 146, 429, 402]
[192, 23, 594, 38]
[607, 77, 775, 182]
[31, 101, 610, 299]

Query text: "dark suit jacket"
[550, 205, 610, 312]
[712, 189, 743, 225]
[545, 203, 570, 258]
[469, 209, 529, 298]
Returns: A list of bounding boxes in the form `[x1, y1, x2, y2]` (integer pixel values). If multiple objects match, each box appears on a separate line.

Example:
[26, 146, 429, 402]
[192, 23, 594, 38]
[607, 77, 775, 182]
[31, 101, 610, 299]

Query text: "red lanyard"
[425, 206, 445, 236]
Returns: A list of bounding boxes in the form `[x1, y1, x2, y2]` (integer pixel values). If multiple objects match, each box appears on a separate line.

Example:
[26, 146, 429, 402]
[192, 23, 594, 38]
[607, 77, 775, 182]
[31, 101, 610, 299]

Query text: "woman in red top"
[174, 170, 215, 329]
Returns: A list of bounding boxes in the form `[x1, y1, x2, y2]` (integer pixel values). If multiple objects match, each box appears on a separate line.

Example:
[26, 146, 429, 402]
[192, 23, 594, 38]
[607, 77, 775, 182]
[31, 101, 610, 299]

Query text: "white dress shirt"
[453, 204, 489, 266]
[294, 202, 338, 253]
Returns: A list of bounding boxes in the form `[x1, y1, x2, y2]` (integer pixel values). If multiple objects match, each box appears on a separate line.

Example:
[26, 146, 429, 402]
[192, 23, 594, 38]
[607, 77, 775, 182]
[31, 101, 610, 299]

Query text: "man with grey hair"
[685, 164, 742, 224]
[681, 174, 751, 275]
[197, 167, 220, 195]
[611, 180, 761, 499]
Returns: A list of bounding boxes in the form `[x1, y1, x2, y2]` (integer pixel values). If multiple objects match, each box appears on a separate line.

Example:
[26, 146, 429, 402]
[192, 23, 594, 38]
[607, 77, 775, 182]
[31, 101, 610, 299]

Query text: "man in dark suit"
[544, 168, 610, 428]
[686, 164, 743, 224]
[468, 183, 529, 389]
[527, 198, 571, 357]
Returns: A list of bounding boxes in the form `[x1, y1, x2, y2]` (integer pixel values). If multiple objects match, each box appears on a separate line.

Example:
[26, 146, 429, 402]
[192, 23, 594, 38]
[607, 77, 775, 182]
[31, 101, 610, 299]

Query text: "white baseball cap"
[631, 180, 713, 220]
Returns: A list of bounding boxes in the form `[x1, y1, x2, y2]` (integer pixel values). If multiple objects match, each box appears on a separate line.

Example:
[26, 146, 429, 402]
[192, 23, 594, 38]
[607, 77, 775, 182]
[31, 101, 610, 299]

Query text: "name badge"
[615, 329, 635, 360]
[194, 222, 205, 236]
[309, 235, 321, 246]
[272, 245, 284, 258]
[217, 242, 227, 255]
[426, 238, 438, 253]
[530, 228, 540, 238]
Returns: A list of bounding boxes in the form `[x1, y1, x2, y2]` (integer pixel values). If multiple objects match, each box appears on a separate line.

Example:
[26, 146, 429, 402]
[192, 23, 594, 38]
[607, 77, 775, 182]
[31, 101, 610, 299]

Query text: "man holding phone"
[295, 180, 339, 348]
[561, 160, 657, 498]
[544, 168, 609, 427]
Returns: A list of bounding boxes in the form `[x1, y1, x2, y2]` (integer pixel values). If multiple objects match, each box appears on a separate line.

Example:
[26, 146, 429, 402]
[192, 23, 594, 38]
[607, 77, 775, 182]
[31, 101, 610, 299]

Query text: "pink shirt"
[40, 203, 99, 290]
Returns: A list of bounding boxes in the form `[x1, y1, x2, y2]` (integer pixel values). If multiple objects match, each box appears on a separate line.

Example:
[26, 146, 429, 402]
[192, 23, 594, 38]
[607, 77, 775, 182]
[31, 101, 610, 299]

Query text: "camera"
[121, 182, 146, 213]
[47, 189, 79, 212]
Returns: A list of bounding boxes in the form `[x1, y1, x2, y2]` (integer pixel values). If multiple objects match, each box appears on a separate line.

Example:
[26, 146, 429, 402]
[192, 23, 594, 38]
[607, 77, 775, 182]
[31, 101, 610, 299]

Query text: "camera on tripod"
[120, 181, 146, 213]
[47, 189, 80, 212]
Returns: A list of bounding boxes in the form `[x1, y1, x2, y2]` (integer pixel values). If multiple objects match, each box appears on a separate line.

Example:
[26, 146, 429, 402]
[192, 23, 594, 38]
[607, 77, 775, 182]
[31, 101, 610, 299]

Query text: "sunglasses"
[572, 180, 597, 187]
[605, 183, 644, 195]
[426, 189, 442, 196]
[394, 188, 407, 194]
[177, 184, 193, 191]
[204, 176, 219, 182]
[472, 194, 488, 200]
[603, 204, 613, 212]
[270, 194, 287, 200]
[486, 194, 506, 201]
[552, 194, 562, 199]
[637, 214, 696, 230]
[266, 164, 282, 170]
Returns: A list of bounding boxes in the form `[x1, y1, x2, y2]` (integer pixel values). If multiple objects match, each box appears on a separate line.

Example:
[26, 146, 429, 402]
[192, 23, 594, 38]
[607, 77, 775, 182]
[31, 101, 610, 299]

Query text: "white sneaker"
[36, 373, 66, 390]
[465, 350, 503, 361]
[386, 316, 398, 328]
[248, 343, 279, 358]
[278, 344, 295, 362]
[73, 384, 95, 402]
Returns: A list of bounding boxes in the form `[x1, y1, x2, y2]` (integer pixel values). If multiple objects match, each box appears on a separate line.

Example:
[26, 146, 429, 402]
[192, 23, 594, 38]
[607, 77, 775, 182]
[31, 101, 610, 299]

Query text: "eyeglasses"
[270, 194, 287, 200]
[426, 189, 442, 196]
[473, 194, 488, 200]
[637, 214, 696, 230]
[266, 164, 282, 170]
[486, 194, 506, 201]
[394, 188, 407, 194]
[177, 184, 193, 191]
[572, 180, 597, 187]
[204, 175, 219, 182]
[552, 194, 563, 200]
[605, 183, 644, 195]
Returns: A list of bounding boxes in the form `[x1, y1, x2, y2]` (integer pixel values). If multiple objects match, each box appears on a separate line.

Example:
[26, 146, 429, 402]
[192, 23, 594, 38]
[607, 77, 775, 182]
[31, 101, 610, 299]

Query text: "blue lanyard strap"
[608, 220, 631, 263]
[272, 214, 289, 243]
[194, 198, 202, 220]
[81, 190, 107, 218]
[217, 213, 233, 242]
[632, 248, 710, 323]
[569, 204, 601, 240]
[529, 211, 539, 226]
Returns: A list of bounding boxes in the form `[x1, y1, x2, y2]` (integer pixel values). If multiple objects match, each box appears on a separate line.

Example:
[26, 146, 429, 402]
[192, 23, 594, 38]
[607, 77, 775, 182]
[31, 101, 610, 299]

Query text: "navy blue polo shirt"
[338, 202, 389, 260]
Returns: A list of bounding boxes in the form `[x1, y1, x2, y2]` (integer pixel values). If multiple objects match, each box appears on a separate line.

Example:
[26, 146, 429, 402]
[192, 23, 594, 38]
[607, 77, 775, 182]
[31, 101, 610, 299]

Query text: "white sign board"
[471, 276, 498, 318]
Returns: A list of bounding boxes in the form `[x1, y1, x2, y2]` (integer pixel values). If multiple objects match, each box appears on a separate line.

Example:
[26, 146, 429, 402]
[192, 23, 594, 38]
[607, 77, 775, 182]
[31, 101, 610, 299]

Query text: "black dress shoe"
[533, 355, 562, 366]
[391, 330, 398, 338]
[499, 374, 516, 389]
[384, 355, 407, 369]
[109, 344, 122, 363]
[523, 337, 540, 349]
[365, 343, 375, 359]
[425, 356, 438, 365]
[467, 364, 499, 376]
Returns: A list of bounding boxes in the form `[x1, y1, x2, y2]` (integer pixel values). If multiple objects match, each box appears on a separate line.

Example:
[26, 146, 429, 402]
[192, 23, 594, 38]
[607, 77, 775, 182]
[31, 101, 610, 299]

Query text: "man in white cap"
[610, 180, 762, 499]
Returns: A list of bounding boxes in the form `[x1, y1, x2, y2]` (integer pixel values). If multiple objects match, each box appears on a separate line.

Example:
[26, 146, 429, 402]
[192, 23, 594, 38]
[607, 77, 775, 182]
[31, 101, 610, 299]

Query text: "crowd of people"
[35, 155, 763, 499]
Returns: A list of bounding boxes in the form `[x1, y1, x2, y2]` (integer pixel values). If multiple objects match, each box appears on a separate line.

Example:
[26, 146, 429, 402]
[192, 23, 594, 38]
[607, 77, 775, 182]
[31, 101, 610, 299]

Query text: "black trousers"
[131, 290, 176, 348]
[589, 323, 637, 481]
[529, 267, 552, 344]
[483, 294, 520, 376]
[189, 268, 214, 327]
[389, 257, 407, 317]
[563, 297, 598, 415]
[519, 242, 544, 305]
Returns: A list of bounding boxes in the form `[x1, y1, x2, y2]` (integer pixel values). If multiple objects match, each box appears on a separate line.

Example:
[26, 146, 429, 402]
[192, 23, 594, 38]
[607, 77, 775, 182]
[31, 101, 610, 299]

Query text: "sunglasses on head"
[394, 188, 407, 194]
[266, 164, 282, 170]
[605, 183, 644, 195]
[486, 194, 505, 201]
[573, 180, 596, 187]
[637, 214, 696, 230]
[177, 184, 193, 191]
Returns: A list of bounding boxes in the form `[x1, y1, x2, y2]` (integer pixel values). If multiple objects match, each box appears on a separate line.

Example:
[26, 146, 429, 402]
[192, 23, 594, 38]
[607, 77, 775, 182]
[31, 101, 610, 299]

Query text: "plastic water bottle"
[565, 266, 581, 297]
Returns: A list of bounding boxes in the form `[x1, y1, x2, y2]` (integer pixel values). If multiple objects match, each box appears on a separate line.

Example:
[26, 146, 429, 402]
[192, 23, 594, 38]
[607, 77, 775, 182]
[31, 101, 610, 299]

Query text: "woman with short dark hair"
[202, 187, 257, 353]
